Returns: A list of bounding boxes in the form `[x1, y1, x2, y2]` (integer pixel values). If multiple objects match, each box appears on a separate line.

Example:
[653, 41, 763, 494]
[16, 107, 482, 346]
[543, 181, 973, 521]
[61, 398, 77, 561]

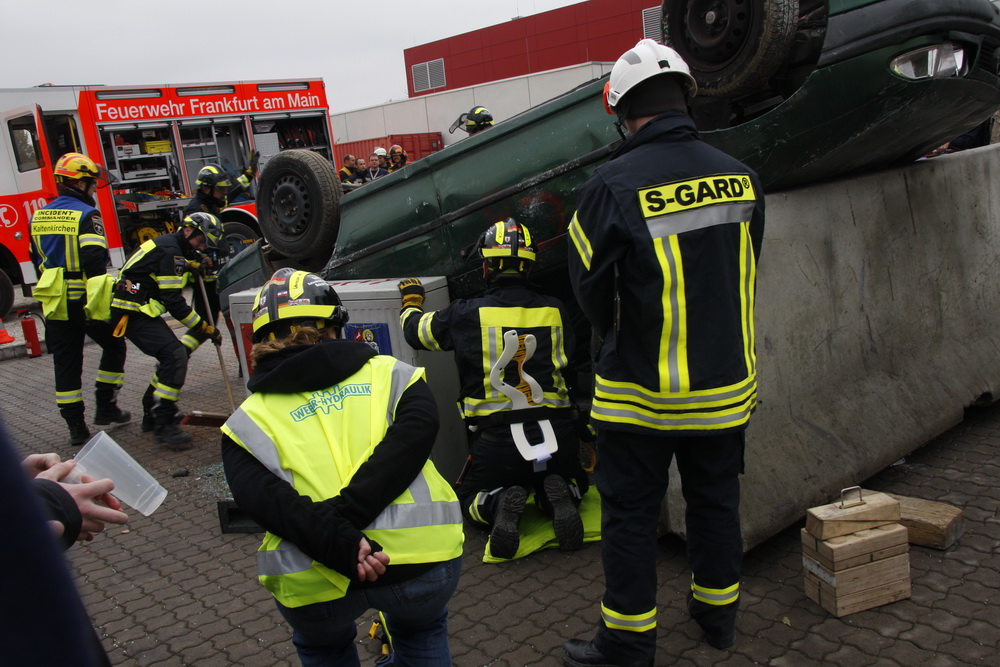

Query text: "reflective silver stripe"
[662, 239, 681, 393]
[225, 408, 293, 484]
[366, 471, 462, 531]
[417, 311, 442, 351]
[645, 202, 755, 239]
[462, 395, 571, 416]
[595, 375, 755, 407]
[257, 540, 313, 576]
[591, 400, 753, 428]
[386, 359, 417, 425]
[568, 215, 592, 270]
[179, 311, 201, 328]
[156, 275, 184, 289]
[111, 299, 142, 312]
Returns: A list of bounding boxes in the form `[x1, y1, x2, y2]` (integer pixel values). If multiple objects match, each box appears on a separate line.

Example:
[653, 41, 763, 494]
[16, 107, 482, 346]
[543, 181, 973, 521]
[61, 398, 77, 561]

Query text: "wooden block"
[802, 552, 910, 598]
[805, 490, 900, 539]
[800, 524, 909, 571]
[804, 569, 911, 617]
[883, 493, 965, 550]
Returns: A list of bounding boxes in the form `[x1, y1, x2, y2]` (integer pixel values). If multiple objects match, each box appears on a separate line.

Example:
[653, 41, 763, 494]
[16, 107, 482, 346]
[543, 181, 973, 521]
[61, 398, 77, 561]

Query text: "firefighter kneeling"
[399, 218, 589, 559]
[111, 213, 224, 448]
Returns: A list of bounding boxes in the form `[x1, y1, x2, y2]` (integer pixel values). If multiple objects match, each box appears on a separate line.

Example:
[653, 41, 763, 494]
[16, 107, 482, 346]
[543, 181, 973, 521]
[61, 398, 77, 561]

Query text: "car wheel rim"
[682, 0, 754, 72]
[271, 175, 311, 236]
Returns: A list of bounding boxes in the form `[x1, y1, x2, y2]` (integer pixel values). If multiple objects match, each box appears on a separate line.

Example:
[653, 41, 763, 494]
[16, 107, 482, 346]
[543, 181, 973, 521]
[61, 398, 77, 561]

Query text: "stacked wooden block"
[801, 490, 911, 617]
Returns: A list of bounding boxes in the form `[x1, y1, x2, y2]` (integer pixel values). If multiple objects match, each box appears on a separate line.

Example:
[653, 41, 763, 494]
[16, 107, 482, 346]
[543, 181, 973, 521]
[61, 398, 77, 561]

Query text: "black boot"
[562, 639, 651, 667]
[61, 407, 91, 447]
[687, 592, 736, 649]
[543, 474, 584, 552]
[94, 402, 131, 426]
[489, 486, 526, 559]
[154, 422, 193, 449]
[140, 384, 156, 432]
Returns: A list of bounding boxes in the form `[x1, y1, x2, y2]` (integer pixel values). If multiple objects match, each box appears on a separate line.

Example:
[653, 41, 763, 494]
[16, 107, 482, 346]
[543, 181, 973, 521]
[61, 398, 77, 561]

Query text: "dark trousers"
[593, 428, 744, 663]
[45, 302, 127, 420]
[112, 311, 188, 423]
[458, 417, 587, 523]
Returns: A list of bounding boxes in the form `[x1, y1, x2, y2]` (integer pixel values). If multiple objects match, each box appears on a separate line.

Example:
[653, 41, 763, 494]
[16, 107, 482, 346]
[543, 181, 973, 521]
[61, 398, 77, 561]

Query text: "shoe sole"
[545, 475, 584, 551]
[490, 486, 527, 559]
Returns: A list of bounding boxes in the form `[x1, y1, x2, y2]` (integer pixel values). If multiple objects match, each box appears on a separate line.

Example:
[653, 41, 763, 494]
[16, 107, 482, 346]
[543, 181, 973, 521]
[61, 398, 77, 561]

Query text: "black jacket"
[112, 231, 203, 328]
[221, 339, 439, 584]
[568, 112, 765, 435]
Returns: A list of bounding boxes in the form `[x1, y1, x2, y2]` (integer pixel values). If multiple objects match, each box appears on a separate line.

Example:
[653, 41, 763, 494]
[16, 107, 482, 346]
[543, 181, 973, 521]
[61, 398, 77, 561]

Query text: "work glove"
[200, 321, 223, 346]
[398, 278, 425, 312]
[185, 259, 203, 275]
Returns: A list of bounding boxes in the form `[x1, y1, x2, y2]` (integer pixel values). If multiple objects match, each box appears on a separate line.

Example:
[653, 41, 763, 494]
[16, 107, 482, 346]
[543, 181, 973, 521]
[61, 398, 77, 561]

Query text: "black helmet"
[195, 164, 232, 190]
[477, 218, 535, 277]
[181, 212, 224, 249]
[251, 268, 350, 343]
[466, 106, 494, 134]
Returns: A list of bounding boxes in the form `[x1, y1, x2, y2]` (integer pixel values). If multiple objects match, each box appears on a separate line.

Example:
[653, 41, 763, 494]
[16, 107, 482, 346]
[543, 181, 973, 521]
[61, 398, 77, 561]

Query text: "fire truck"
[0, 79, 334, 316]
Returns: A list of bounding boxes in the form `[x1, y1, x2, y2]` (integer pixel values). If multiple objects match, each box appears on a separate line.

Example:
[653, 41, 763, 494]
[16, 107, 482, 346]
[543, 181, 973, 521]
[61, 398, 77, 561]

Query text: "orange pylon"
[0, 320, 14, 345]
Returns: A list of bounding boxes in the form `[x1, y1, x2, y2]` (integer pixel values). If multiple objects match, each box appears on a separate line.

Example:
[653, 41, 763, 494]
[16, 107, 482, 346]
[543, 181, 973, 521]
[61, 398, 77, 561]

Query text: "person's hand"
[37, 460, 129, 541]
[398, 278, 425, 312]
[356, 537, 389, 582]
[22, 452, 62, 479]
[185, 259, 203, 274]
[200, 321, 223, 346]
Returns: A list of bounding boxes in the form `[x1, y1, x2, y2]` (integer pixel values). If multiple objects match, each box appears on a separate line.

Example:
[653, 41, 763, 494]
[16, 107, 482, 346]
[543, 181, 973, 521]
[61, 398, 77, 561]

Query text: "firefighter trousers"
[112, 311, 188, 421]
[592, 428, 744, 663]
[45, 302, 127, 420]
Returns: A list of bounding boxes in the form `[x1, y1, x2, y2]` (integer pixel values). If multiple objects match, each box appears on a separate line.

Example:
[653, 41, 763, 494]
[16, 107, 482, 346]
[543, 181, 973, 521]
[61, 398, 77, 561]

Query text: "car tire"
[662, 0, 799, 98]
[257, 150, 341, 262]
[222, 221, 259, 259]
[0, 269, 12, 320]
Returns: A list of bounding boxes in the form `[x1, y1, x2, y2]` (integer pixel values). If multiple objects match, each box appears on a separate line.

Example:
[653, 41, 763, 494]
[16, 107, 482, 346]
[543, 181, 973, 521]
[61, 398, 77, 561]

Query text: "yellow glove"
[185, 259, 202, 274]
[200, 321, 223, 345]
[398, 278, 425, 312]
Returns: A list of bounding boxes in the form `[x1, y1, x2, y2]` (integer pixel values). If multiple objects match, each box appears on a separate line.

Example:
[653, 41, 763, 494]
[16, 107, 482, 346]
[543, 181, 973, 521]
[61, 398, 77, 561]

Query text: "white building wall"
[331, 62, 613, 148]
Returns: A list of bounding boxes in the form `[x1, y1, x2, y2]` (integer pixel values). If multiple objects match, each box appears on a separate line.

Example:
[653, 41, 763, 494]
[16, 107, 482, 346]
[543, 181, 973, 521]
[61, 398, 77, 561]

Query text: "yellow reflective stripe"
[469, 492, 489, 524]
[740, 221, 756, 377]
[654, 235, 688, 393]
[461, 394, 571, 418]
[121, 240, 157, 271]
[568, 212, 592, 271]
[591, 393, 755, 430]
[56, 389, 83, 405]
[153, 381, 181, 401]
[416, 311, 443, 351]
[692, 577, 739, 606]
[95, 370, 124, 385]
[600, 603, 656, 632]
[252, 305, 340, 334]
[156, 275, 184, 289]
[111, 298, 142, 312]
[79, 233, 108, 249]
[595, 374, 756, 411]
[179, 311, 201, 329]
[181, 333, 200, 350]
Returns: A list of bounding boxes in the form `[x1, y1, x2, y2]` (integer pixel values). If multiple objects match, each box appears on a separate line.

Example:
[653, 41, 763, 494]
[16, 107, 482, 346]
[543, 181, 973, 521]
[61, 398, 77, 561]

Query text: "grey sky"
[2, 0, 581, 115]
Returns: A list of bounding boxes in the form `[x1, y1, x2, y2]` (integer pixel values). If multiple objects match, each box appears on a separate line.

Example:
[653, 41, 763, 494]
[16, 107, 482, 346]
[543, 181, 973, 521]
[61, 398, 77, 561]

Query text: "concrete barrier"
[663, 144, 1000, 550]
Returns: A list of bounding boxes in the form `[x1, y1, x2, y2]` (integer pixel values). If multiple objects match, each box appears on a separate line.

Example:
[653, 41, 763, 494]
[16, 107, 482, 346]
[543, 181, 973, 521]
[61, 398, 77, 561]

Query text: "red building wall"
[403, 0, 656, 97]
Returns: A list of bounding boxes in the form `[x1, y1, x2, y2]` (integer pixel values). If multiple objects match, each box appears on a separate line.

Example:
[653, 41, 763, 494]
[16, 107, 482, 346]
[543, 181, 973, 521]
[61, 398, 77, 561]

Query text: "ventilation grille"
[412, 59, 447, 92]
[642, 5, 662, 41]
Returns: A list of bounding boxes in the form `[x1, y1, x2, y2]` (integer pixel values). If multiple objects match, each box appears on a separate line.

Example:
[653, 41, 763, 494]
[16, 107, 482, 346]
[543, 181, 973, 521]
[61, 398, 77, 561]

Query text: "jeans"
[275, 557, 462, 667]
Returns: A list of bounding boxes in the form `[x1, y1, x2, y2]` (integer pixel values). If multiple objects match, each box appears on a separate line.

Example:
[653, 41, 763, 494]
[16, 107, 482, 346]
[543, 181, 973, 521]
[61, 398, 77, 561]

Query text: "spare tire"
[662, 0, 798, 98]
[257, 150, 341, 262]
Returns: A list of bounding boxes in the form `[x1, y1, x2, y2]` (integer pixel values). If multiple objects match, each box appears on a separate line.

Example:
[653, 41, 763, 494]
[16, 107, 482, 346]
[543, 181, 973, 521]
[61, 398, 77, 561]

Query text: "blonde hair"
[251, 326, 327, 367]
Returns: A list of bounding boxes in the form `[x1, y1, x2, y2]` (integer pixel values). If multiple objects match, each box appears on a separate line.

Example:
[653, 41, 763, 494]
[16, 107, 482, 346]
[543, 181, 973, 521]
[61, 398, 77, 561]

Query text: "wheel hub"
[682, 0, 753, 68]
[271, 176, 311, 236]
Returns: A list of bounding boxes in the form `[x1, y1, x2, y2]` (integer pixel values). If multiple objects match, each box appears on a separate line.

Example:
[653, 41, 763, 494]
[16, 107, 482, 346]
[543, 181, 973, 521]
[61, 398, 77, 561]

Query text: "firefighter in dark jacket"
[221, 268, 464, 665]
[29, 153, 129, 446]
[562, 40, 765, 667]
[183, 162, 254, 327]
[111, 214, 224, 448]
[398, 219, 588, 560]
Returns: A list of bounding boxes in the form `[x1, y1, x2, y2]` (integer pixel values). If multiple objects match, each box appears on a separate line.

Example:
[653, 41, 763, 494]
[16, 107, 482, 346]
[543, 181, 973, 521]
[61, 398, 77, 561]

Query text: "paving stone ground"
[2, 302, 998, 665]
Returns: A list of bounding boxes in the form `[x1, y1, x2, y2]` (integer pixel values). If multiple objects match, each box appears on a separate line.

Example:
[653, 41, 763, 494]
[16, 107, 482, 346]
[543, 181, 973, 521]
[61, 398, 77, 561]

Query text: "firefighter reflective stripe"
[95, 370, 124, 386]
[401, 309, 443, 352]
[655, 234, 688, 393]
[156, 275, 185, 290]
[600, 602, 656, 632]
[153, 381, 181, 401]
[120, 240, 157, 271]
[65, 277, 87, 301]
[740, 222, 757, 375]
[465, 306, 572, 417]
[79, 233, 108, 250]
[591, 375, 755, 430]
[177, 310, 201, 328]
[568, 212, 593, 271]
[469, 491, 490, 524]
[56, 389, 83, 405]
[180, 333, 200, 351]
[691, 578, 739, 606]
[31, 208, 83, 273]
